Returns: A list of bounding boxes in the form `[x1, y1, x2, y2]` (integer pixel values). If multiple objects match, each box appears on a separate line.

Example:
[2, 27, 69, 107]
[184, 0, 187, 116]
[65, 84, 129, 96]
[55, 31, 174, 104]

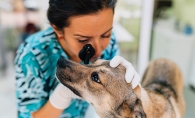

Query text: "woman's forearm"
[31, 101, 63, 118]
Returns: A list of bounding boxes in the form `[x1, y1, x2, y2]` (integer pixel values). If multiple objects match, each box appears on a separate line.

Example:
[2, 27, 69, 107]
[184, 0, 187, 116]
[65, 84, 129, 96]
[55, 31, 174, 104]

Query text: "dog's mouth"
[55, 72, 82, 98]
[63, 82, 82, 97]
[56, 69, 72, 82]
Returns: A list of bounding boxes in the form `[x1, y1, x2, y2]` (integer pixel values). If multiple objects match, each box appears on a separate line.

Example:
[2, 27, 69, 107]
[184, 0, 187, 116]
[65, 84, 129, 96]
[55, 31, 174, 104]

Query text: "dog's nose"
[57, 56, 68, 68]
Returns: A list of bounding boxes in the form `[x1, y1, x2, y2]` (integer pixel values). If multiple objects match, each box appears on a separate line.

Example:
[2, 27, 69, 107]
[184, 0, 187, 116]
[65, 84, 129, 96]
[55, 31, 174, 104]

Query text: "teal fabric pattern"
[14, 27, 120, 118]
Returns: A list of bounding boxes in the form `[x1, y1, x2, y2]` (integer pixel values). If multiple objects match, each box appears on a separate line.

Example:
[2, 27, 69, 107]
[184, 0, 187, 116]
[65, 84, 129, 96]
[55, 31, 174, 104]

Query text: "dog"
[56, 57, 185, 118]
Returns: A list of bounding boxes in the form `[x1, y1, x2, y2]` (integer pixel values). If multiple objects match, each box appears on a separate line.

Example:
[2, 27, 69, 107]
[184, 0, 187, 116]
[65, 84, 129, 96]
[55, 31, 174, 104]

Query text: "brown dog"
[56, 57, 185, 118]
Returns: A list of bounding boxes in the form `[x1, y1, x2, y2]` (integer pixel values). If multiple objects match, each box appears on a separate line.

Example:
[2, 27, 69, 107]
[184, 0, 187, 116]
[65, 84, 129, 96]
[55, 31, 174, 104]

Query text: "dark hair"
[47, 0, 117, 29]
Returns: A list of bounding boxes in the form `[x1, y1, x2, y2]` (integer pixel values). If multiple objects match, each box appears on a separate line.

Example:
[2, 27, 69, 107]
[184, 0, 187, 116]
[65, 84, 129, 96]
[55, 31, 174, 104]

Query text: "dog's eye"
[91, 72, 101, 83]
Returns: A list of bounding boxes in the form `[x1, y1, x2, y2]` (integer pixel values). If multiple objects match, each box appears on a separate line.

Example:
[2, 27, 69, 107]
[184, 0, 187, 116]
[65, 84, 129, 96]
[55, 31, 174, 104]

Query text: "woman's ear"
[51, 24, 63, 39]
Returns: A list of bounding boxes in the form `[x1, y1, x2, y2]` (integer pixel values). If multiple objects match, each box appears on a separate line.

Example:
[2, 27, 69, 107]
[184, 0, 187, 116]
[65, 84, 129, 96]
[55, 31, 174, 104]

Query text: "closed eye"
[101, 34, 111, 38]
[78, 39, 89, 43]
[91, 72, 101, 83]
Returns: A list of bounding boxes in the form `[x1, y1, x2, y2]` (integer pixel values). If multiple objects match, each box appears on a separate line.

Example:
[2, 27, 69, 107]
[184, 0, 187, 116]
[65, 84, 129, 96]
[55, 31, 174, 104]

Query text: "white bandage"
[49, 83, 82, 109]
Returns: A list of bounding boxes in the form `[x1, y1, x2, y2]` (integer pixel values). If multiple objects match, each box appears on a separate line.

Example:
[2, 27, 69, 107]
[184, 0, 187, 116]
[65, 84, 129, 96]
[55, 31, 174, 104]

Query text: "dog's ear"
[134, 84, 141, 99]
[125, 93, 147, 118]
[131, 99, 147, 118]
[117, 91, 146, 118]
[117, 102, 132, 117]
[133, 84, 147, 118]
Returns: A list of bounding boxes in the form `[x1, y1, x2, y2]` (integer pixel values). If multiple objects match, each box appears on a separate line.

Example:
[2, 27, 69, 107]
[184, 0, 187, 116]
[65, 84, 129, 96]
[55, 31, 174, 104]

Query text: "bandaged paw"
[110, 56, 141, 89]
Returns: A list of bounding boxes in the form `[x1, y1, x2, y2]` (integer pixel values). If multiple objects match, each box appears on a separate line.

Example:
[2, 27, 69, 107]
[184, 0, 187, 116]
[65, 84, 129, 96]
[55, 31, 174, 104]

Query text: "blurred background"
[0, 0, 195, 117]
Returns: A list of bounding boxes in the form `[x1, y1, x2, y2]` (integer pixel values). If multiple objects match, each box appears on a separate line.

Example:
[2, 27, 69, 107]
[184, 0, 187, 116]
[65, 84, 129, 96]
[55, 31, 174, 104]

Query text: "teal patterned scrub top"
[14, 27, 120, 118]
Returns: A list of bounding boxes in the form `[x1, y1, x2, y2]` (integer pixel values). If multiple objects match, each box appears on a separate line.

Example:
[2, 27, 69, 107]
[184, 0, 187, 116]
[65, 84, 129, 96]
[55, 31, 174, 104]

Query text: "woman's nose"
[93, 39, 102, 58]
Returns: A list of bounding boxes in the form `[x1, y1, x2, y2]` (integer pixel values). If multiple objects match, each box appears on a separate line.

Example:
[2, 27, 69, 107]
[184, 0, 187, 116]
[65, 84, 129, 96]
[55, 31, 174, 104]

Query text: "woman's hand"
[49, 83, 81, 109]
[110, 56, 140, 89]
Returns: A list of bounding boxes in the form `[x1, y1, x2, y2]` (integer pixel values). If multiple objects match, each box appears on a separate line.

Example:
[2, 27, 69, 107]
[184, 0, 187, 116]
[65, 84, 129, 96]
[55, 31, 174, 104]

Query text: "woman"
[14, 0, 140, 117]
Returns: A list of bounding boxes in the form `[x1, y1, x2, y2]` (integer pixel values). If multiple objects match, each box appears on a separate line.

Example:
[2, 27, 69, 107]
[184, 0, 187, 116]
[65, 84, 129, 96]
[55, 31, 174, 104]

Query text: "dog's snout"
[57, 56, 68, 68]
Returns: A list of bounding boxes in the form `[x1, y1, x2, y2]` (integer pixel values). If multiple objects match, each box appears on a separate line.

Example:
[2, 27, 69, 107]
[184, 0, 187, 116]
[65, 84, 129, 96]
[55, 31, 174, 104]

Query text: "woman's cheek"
[102, 38, 111, 49]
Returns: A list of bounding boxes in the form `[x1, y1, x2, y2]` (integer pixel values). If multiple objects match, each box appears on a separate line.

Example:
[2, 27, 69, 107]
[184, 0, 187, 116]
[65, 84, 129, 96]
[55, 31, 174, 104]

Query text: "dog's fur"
[56, 57, 185, 118]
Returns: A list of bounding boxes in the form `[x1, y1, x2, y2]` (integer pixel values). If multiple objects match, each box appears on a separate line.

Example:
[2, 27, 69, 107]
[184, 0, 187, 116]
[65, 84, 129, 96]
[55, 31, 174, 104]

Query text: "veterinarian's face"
[55, 8, 113, 62]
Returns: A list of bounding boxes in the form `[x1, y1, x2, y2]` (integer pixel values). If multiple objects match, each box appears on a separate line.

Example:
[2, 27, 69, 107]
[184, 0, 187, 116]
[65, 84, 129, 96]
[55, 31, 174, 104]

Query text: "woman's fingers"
[110, 56, 140, 88]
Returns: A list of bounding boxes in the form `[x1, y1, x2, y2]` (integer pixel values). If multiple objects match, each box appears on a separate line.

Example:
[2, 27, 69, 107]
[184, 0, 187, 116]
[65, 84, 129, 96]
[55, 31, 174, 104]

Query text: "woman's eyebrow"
[101, 27, 113, 35]
[73, 27, 113, 38]
[73, 34, 92, 38]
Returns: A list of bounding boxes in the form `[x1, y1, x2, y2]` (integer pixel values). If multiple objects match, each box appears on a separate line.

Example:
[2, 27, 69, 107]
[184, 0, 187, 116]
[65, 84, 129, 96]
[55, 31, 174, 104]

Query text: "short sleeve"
[101, 32, 120, 60]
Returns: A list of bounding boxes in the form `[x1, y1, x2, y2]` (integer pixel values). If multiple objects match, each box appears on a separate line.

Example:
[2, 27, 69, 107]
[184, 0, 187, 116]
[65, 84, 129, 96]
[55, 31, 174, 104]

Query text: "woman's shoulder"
[15, 27, 62, 64]
[25, 27, 56, 46]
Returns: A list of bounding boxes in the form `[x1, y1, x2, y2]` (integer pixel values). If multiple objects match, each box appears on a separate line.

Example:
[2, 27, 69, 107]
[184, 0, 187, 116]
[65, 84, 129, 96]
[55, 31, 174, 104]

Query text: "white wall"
[137, 0, 154, 77]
